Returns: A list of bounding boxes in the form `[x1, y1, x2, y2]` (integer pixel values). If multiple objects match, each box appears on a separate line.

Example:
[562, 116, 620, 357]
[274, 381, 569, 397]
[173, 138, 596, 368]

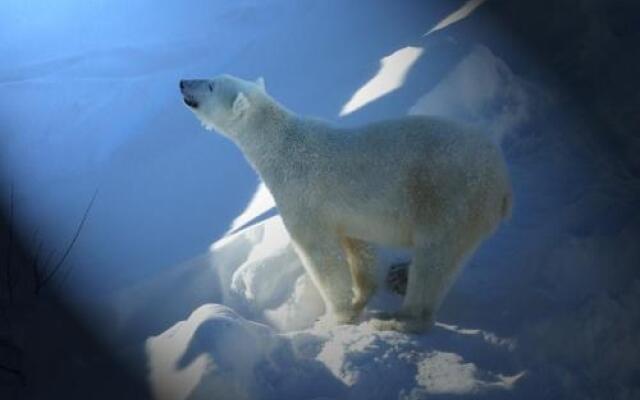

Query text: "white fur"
[180, 75, 513, 333]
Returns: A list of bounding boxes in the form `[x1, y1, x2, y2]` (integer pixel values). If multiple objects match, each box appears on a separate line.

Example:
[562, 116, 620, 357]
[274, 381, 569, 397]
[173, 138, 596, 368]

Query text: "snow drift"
[142, 217, 525, 400]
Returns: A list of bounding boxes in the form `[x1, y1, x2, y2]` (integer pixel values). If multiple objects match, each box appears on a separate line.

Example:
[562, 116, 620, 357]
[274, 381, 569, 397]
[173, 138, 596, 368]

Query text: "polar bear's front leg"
[341, 237, 377, 315]
[290, 232, 357, 324]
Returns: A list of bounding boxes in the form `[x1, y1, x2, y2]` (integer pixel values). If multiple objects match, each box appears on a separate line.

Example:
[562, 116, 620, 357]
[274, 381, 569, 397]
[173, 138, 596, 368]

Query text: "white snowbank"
[410, 45, 531, 142]
[147, 304, 280, 400]
[140, 215, 524, 399]
[212, 217, 325, 331]
[146, 302, 525, 400]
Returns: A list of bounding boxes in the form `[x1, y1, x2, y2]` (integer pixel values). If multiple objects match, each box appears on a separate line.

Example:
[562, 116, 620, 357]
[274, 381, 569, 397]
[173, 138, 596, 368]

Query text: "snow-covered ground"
[2, 0, 639, 399]
[130, 216, 525, 400]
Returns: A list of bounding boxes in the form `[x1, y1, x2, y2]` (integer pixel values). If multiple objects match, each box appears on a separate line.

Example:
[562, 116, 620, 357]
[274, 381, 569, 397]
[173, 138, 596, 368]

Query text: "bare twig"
[37, 189, 98, 293]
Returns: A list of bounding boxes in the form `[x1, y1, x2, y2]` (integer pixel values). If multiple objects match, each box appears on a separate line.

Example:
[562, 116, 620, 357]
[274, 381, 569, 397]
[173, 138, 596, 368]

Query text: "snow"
[147, 304, 279, 400]
[115, 214, 527, 399]
[409, 45, 531, 142]
[340, 47, 424, 117]
[2, 0, 639, 398]
[424, 0, 488, 36]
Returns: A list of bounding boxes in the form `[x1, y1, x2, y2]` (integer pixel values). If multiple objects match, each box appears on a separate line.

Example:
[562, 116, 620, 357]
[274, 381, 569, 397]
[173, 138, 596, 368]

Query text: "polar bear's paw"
[369, 312, 434, 334]
[333, 309, 361, 325]
[313, 311, 360, 331]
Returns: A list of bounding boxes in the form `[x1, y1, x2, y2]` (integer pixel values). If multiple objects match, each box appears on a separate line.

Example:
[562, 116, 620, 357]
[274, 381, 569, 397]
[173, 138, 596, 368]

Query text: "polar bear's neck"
[230, 97, 312, 190]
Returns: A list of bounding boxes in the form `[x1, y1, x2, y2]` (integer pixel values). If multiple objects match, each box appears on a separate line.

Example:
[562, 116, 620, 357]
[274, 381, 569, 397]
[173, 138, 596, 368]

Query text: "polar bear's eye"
[208, 83, 214, 92]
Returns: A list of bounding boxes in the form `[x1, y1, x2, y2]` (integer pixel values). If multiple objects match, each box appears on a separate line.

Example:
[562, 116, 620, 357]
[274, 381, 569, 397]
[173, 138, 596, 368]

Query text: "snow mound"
[147, 303, 341, 400]
[212, 216, 325, 331]
[409, 45, 531, 142]
[107, 217, 324, 344]
[408, 351, 523, 398]
[147, 302, 524, 400]
[141, 216, 524, 400]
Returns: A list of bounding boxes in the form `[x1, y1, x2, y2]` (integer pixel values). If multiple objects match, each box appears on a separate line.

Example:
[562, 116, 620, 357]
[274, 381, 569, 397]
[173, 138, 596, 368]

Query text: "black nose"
[180, 80, 185, 90]
[183, 97, 199, 108]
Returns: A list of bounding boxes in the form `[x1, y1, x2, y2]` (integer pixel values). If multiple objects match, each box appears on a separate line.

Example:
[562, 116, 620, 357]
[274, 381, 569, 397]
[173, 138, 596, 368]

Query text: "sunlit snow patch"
[339, 46, 423, 116]
[424, 0, 487, 36]
[314, 323, 524, 399]
[405, 352, 525, 397]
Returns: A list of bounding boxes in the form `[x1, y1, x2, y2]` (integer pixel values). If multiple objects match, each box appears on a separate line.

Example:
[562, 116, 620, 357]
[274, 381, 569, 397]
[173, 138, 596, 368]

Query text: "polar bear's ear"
[232, 92, 251, 117]
[255, 77, 266, 93]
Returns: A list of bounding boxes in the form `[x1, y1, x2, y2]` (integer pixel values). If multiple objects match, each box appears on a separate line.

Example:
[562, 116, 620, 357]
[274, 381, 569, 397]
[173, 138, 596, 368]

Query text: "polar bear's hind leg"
[372, 233, 467, 333]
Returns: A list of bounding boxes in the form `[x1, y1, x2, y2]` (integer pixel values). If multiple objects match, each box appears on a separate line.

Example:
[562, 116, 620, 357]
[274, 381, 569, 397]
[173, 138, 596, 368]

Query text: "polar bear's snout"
[180, 79, 204, 108]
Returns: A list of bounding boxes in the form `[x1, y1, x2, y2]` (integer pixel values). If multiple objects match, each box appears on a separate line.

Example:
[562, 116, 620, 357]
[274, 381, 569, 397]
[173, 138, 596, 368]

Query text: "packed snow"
[1, 0, 638, 399]
[138, 217, 526, 400]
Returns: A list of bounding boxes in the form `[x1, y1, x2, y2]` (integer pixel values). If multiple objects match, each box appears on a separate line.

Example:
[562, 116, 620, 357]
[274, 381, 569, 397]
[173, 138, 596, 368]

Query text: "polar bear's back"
[350, 115, 492, 157]
[320, 115, 512, 245]
[341, 116, 508, 189]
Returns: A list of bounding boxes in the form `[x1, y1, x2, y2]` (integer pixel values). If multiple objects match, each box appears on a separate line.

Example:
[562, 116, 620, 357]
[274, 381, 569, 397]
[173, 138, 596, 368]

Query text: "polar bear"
[180, 75, 512, 333]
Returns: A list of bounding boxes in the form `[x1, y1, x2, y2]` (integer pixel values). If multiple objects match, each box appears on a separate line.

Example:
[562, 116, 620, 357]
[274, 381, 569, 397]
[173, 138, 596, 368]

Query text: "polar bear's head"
[179, 74, 267, 137]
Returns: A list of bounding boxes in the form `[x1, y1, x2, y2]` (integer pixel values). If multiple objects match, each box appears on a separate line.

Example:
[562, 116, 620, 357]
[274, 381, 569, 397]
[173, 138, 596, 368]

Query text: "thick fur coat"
[180, 75, 512, 332]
